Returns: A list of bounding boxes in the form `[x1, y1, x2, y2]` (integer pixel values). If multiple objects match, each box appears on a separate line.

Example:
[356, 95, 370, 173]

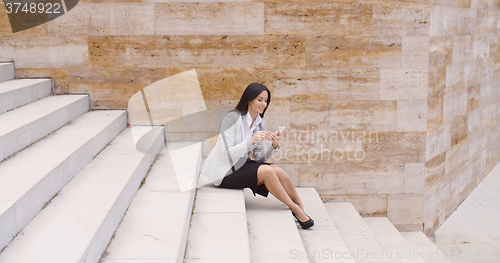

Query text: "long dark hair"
[232, 82, 271, 118]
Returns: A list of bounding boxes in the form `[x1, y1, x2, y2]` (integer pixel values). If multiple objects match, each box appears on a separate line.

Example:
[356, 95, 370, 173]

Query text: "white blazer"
[201, 110, 280, 186]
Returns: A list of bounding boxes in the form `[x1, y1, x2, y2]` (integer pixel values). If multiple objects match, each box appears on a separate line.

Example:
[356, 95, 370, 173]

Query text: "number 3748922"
[5, 2, 62, 14]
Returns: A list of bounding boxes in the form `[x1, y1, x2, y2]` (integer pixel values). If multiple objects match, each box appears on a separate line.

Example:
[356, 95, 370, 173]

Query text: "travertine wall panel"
[155, 3, 264, 35]
[404, 163, 426, 194]
[396, 100, 427, 132]
[264, 2, 373, 36]
[380, 68, 428, 100]
[0, 36, 88, 68]
[271, 67, 381, 101]
[299, 163, 404, 195]
[372, 4, 430, 36]
[424, 0, 500, 235]
[304, 36, 402, 68]
[89, 35, 306, 68]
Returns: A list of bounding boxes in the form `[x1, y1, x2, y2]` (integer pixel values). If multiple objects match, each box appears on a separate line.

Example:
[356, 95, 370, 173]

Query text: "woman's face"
[248, 90, 268, 116]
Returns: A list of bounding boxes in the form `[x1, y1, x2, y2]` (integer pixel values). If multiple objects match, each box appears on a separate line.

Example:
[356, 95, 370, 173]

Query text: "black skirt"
[218, 159, 271, 197]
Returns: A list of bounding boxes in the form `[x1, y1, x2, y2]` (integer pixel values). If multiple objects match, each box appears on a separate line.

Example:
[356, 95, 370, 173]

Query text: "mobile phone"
[275, 126, 285, 134]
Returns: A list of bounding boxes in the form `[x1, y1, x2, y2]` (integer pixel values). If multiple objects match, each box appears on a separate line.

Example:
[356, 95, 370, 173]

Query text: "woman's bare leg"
[257, 165, 309, 222]
[269, 164, 304, 211]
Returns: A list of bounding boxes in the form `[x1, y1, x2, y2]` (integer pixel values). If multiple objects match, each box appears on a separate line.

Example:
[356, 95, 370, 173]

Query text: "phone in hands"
[274, 126, 285, 135]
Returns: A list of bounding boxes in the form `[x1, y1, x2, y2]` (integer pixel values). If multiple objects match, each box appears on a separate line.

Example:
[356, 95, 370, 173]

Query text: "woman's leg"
[257, 165, 309, 222]
[269, 164, 304, 211]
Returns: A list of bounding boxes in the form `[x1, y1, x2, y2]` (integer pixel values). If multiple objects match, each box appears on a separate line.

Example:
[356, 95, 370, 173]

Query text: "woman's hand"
[270, 131, 281, 149]
[251, 131, 268, 144]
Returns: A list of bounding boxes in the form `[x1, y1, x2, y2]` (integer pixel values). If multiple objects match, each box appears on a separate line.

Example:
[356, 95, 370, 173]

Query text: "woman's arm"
[218, 112, 255, 165]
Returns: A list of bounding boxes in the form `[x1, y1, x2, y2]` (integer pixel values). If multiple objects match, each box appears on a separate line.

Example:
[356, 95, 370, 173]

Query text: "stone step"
[0, 95, 89, 161]
[184, 184, 251, 263]
[0, 78, 52, 114]
[244, 188, 309, 263]
[325, 202, 391, 263]
[0, 126, 164, 263]
[0, 63, 14, 83]
[363, 217, 426, 263]
[400, 232, 452, 263]
[295, 188, 355, 263]
[0, 110, 127, 252]
[101, 142, 202, 263]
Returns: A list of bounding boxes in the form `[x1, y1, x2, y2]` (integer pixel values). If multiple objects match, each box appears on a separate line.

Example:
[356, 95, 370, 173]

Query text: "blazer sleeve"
[253, 118, 280, 162]
[218, 112, 255, 166]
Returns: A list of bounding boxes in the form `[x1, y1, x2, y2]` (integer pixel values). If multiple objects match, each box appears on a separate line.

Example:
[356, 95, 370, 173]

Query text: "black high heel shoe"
[292, 212, 314, 229]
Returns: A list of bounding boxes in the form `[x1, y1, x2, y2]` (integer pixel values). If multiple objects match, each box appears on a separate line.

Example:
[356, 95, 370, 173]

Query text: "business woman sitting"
[201, 82, 314, 229]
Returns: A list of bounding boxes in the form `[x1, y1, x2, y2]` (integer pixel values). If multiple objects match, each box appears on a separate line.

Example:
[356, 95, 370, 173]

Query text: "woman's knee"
[258, 165, 278, 181]
[270, 165, 291, 181]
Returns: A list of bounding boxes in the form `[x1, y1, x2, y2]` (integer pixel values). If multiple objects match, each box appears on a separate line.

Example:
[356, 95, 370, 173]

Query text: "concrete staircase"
[0, 61, 455, 263]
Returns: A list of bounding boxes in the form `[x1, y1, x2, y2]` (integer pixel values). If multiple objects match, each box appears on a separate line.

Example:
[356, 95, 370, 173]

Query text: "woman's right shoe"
[292, 212, 314, 229]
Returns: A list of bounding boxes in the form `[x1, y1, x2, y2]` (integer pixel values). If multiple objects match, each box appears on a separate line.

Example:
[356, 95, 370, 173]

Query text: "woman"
[201, 82, 314, 229]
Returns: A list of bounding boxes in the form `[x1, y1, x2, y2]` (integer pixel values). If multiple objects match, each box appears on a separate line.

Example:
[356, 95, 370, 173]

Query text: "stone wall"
[0, 0, 498, 235]
[425, 0, 500, 235]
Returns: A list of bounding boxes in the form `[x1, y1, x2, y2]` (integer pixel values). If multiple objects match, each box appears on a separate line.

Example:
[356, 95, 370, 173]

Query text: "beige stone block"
[0, 36, 88, 69]
[487, 11, 499, 35]
[271, 67, 381, 101]
[468, 109, 486, 157]
[429, 6, 443, 37]
[448, 161, 471, 198]
[362, 132, 426, 164]
[451, 115, 468, 147]
[48, 3, 155, 36]
[430, 0, 455, 6]
[445, 139, 468, 175]
[452, 36, 474, 64]
[305, 36, 401, 68]
[468, 84, 481, 112]
[402, 36, 429, 68]
[464, 60, 480, 89]
[271, 68, 344, 99]
[444, 62, 465, 94]
[322, 195, 388, 216]
[290, 100, 397, 132]
[404, 163, 425, 194]
[380, 69, 428, 100]
[425, 151, 445, 190]
[388, 194, 424, 227]
[396, 100, 427, 132]
[299, 163, 404, 195]
[456, 0, 471, 8]
[155, 3, 264, 35]
[427, 37, 448, 129]
[197, 68, 274, 101]
[476, 14, 489, 43]
[423, 177, 451, 233]
[443, 88, 467, 125]
[89, 35, 306, 68]
[372, 4, 430, 36]
[264, 2, 372, 36]
[468, 150, 486, 187]
[426, 124, 451, 161]
[429, 36, 452, 69]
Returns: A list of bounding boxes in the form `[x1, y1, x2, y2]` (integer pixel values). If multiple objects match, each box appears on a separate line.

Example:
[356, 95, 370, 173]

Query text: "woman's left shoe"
[292, 212, 314, 229]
